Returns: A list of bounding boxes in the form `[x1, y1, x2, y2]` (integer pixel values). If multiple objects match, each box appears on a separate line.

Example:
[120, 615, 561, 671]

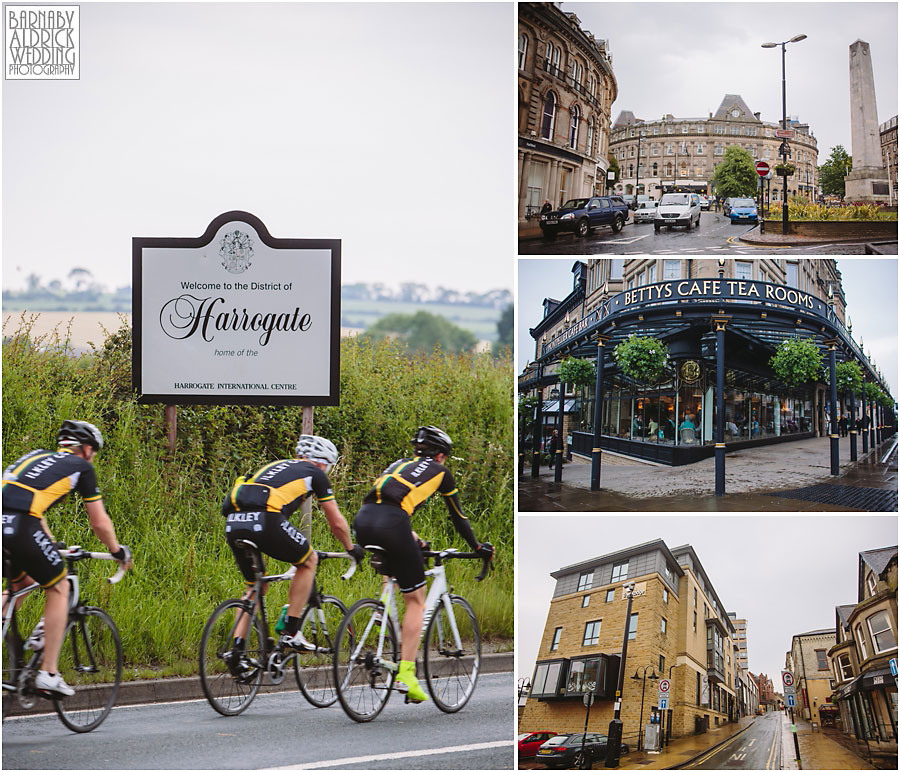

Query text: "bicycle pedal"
[404, 693, 426, 704]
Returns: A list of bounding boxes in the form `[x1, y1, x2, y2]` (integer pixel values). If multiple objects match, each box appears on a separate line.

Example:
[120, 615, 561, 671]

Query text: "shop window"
[531, 659, 567, 699]
[582, 594, 591, 608]
[577, 570, 594, 591]
[867, 610, 897, 653]
[611, 562, 628, 582]
[815, 649, 828, 670]
[550, 626, 562, 651]
[582, 620, 602, 646]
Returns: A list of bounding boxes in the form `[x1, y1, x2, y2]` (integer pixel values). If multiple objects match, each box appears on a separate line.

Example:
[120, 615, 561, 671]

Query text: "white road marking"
[259, 741, 512, 769]
[605, 234, 650, 245]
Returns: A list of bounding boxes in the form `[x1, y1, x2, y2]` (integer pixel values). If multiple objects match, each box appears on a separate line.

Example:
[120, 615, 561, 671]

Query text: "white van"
[654, 193, 701, 231]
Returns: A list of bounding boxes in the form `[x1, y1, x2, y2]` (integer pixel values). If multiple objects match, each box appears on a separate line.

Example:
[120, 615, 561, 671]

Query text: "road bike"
[199, 539, 355, 716]
[2, 546, 127, 732]
[332, 545, 490, 722]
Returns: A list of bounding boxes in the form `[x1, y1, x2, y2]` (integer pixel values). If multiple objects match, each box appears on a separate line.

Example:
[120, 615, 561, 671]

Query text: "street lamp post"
[762, 34, 807, 235]
[713, 258, 729, 497]
[631, 666, 659, 751]
[605, 582, 636, 768]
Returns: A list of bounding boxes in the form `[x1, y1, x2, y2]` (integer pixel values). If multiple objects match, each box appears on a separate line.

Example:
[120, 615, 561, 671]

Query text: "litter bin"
[644, 723, 661, 751]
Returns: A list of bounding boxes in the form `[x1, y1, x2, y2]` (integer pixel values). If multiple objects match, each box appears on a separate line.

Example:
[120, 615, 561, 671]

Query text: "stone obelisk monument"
[844, 40, 890, 202]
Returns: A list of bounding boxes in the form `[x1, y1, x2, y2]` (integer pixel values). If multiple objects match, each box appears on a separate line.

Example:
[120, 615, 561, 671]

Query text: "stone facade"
[845, 40, 890, 202]
[520, 540, 739, 746]
[609, 95, 818, 201]
[880, 115, 898, 197]
[787, 630, 838, 725]
[518, 2, 617, 226]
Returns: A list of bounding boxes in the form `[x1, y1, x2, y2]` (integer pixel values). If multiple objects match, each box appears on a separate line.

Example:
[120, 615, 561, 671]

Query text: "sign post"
[756, 161, 771, 177]
[782, 671, 801, 763]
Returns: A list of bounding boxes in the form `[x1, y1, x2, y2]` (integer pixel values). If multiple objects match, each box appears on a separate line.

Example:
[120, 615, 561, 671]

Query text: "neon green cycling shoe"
[397, 660, 429, 703]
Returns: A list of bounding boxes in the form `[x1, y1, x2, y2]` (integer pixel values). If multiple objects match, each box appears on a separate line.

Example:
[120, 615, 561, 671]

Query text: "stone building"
[728, 613, 750, 671]
[520, 540, 740, 748]
[609, 95, 818, 201]
[786, 629, 838, 727]
[518, 2, 617, 229]
[828, 546, 898, 766]
[518, 259, 892, 469]
[880, 115, 898, 198]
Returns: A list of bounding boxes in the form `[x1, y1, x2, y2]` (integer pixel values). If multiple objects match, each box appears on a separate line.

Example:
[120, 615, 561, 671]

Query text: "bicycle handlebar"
[265, 551, 357, 583]
[58, 546, 128, 585]
[420, 548, 493, 582]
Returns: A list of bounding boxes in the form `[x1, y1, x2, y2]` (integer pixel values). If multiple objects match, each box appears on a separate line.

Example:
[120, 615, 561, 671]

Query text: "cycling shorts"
[225, 511, 313, 584]
[1, 513, 67, 588]
[353, 502, 425, 594]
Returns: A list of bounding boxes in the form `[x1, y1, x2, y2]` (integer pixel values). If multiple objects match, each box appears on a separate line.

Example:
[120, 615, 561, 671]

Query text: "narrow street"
[685, 712, 781, 769]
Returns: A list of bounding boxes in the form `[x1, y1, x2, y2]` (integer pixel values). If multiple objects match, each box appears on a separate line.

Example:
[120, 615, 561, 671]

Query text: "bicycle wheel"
[333, 598, 397, 722]
[293, 595, 346, 708]
[199, 599, 265, 716]
[54, 607, 122, 732]
[423, 594, 480, 713]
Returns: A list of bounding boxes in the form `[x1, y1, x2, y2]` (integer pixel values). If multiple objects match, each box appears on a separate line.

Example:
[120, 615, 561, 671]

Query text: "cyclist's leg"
[225, 513, 268, 643]
[286, 550, 317, 620]
[400, 586, 426, 663]
[38, 579, 68, 673]
[263, 514, 316, 642]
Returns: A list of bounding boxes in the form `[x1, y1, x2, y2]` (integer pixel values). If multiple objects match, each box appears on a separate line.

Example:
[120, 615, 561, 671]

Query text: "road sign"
[775, 129, 795, 138]
[755, 161, 770, 177]
[787, 694, 796, 707]
[889, 658, 897, 677]
[658, 695, 669, 710]
[658, 679, 671, 694]
[782, 671, 795, 687]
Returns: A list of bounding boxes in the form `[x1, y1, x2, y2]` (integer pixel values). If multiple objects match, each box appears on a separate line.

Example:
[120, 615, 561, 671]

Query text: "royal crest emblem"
[219, 230, 254, 274]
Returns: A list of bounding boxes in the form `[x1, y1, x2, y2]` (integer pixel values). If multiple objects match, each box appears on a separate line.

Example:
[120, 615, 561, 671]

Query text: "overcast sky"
[566, 1, 898, 162]
[517, 515, 898, 688]
[2, 2, 512, 294]
[517, 258, 898, 398]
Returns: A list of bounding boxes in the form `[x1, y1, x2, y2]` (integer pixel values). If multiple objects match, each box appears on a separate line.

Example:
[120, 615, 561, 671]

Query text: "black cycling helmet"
[411, 425, 452, 456]
[57, 420, 103, 451]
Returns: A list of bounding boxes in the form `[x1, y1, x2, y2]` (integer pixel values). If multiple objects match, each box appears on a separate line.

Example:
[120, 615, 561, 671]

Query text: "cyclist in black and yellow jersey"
[2, 420, 132, 697]
[222, 435, 364, 653]
[353, 425, 494, 703]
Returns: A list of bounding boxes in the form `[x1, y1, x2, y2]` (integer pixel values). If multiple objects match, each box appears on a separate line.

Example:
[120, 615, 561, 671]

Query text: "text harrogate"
[159, 294, 312, 346]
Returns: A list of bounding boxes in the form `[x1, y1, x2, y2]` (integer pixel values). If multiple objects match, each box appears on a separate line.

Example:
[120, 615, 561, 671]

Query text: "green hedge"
[2, 316, 513, 677]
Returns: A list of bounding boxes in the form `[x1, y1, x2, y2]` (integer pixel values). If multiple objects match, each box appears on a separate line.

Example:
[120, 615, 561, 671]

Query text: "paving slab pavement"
[781, 714, 877, 771]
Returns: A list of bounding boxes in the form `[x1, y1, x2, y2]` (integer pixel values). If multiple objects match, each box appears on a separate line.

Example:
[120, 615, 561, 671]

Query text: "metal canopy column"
[711, 313, 731, 496]
[849, 385, 858, 462]
[591, 335, 610, 491]
[825, 339, 840, 475]
[861, 380, 869, 454]
[531, 368, 543, 477]
[555, 377, 565, 483]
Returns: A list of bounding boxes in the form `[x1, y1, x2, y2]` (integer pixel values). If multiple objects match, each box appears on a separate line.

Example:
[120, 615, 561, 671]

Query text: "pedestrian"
[546, 429, 559, 469]
[541, 200, 552, 215]
[839, 414, 848, 437]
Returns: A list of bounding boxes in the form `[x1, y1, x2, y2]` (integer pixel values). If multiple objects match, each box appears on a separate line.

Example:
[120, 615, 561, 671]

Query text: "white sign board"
[658, 679, 670, 694]
[782, 670, 795, 696]
[133, 212, 340, 405]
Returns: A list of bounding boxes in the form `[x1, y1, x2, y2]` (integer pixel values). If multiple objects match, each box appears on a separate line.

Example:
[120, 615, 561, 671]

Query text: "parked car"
[622, 194, 636, 209]
[539, 196, 629, 239]
[729, 197, 759, 223]
[654, 192, 701, 231]
[723, 197, 740, 216]
[519, 731, 560, 759]
[634, 200, 659, 223]
[536, 733, 630, 768]
[699, 195, 710, 211]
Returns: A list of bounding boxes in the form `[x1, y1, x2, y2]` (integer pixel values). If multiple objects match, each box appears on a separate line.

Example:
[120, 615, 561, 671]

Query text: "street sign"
[889, 658, 897, 677]
[779, 142, 792, 156]
[658, 679, 671, 694]
[775, 129, 795, 138]
[755, 161, 770, 177]
[658, 695, 669, 710]
[786, 694, 796, 707]
[782, 671, 795, 687]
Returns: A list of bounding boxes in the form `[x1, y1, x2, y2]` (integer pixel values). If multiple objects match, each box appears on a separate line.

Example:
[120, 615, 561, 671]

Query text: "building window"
[815, 649, 828, 670]
[857, 624, 868, 660]
[652, 162, 658, 176]
[582, 594, 591, 608]
[583, 620, 602, 646]
[531, 660, 565, 699]
[735, 261, 752, 281]
[786, 262, 799, 288]
[637, 271, 645, 287]
[606, 589, 615, 603]
[867, 610, 897, 653]
[696, 671, 701, 705]
[518, 33, 528, 70]
[609, 259, 624, 280]
[628, 613, 638, 640]
[866, 571, 878, 597]
[587, 122, 594, 156]
[837, 653, 854, 681]
[693, 611, 697, 633]
[577, 570, 594, 592]
[662, 587, 668, 604]
[663, 259, 681, 280]
[694, 588, 698, 606]
[541, 92, 557, 140]
[611, 562, 629, 582]
[659, 654, 665, 672]
[550, 626, 562, 651]
[661, 617, 667, 635]
[569, 105, 580, 149]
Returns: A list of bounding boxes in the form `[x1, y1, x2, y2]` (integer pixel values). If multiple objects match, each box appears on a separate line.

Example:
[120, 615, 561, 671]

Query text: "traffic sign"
[889, 658, 897, 677]
[786, 694, 796, 707]
[782, 671, 795, 687]
[755, 161, 770, 177]
[775, 129, 795, 138]
[658, 679, 671, 694]
[658, 695, 669, 710]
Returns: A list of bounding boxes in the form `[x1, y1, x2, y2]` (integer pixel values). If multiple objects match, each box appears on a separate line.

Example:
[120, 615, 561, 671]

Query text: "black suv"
[540, 196, 629, 239]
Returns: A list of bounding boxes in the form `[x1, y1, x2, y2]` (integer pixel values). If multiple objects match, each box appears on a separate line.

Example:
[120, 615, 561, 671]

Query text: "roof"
[794, 629, 836, 638]
[613, 110, 643, 128]
[858, 545, 898, 601]
[836, 605, 856, 630]
[551, 538, 685, 579]
[712, 95, 759, 121]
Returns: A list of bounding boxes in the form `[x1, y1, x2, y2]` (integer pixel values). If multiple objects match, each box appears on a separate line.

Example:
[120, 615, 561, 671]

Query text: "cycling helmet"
[294, 435, 339, 467]
[411, 425, 452, 456]
[57, 420, 104, 451]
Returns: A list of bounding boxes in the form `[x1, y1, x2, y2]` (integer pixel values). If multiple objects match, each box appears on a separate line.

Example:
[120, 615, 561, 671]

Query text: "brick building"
[520, 540, 740, 748]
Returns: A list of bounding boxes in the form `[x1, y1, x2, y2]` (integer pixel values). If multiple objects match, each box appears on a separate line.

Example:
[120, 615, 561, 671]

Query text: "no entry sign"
[756, 161, 770, 177]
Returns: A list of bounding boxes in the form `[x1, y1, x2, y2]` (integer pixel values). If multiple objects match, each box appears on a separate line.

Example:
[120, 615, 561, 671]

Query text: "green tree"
[818, 145, 852, 198]
[769, 337, 824, 387]
[711, 146, 758, 198]
[364, 310, 477, 355]
[493, 303, 513, 356]
[606, 154, 620, 191]
[829, 361, 863, 395]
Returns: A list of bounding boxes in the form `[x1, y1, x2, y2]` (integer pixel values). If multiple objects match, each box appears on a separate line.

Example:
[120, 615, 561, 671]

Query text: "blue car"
[729, 198, 759, 224]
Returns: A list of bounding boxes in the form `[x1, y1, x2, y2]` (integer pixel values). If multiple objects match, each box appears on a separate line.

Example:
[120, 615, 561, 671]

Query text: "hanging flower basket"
[774, 163, 795, 177]
[614, 335, 669, 383]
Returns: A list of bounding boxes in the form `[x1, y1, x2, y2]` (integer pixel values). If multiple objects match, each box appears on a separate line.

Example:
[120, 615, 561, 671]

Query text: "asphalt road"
[2, 672, 514, 770]
[683, 712, 781, 769]
[518, 212, 874, 255]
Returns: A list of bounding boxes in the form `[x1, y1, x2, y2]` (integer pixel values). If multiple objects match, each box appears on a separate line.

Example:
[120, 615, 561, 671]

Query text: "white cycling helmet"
[295, 435, 339, 467]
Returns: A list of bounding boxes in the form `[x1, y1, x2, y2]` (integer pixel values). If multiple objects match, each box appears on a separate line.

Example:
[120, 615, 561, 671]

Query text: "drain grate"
[766, 484, 897, 511]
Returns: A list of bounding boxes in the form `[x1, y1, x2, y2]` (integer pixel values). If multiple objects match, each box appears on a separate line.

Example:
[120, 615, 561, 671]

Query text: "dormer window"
[866, 571, 878, 597]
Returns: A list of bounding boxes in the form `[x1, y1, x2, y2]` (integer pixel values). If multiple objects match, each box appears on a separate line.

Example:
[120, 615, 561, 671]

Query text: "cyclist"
[1, 420, 132, 697]
[222, 434, 364, 656]
[353, 425, 494, 703]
